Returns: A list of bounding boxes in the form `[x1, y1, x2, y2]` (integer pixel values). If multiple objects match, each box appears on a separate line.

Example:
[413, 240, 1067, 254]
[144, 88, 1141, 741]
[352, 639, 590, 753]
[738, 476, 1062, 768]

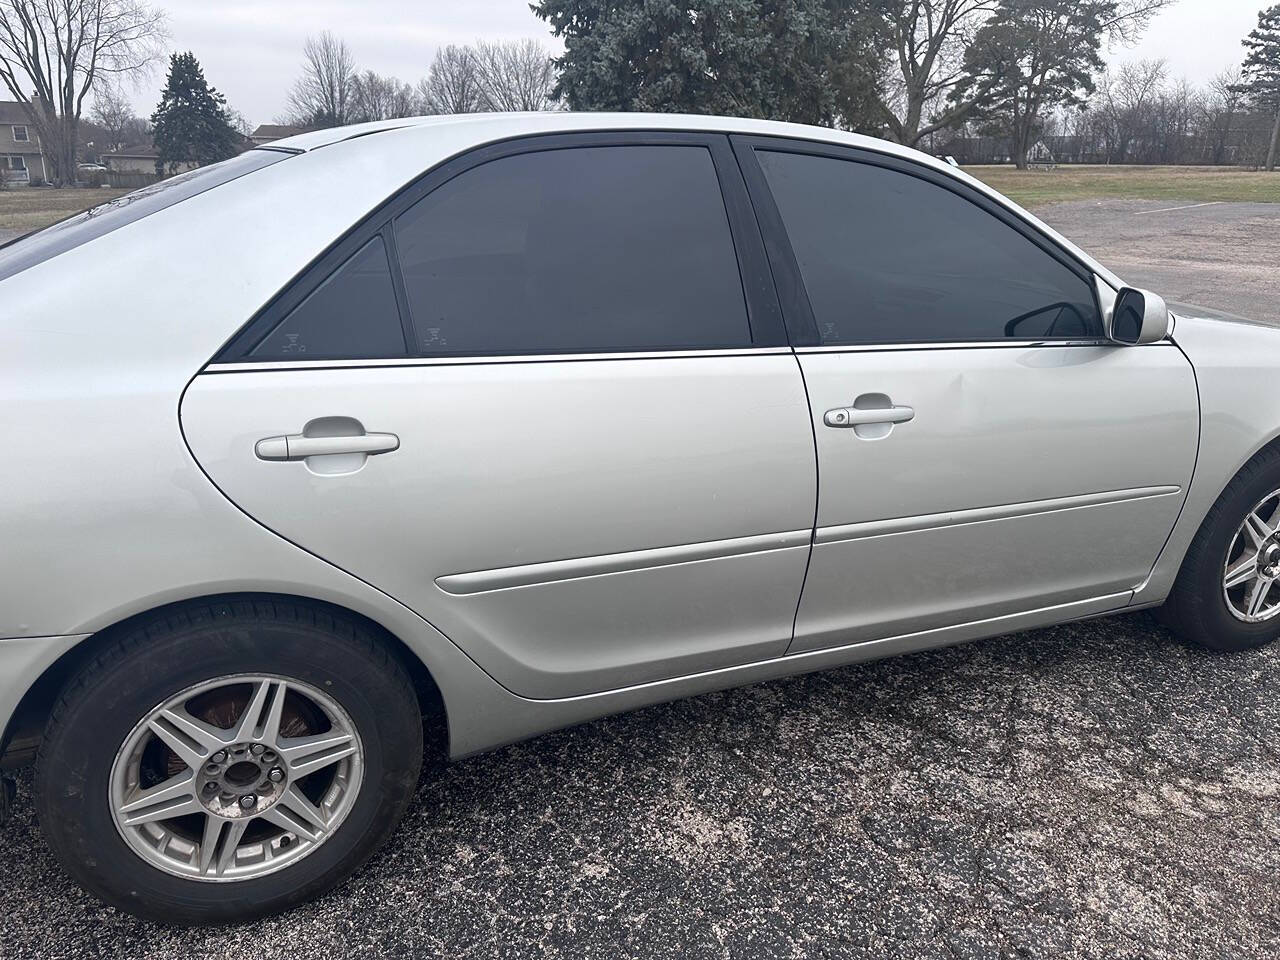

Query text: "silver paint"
[0, 112, 1276, 774]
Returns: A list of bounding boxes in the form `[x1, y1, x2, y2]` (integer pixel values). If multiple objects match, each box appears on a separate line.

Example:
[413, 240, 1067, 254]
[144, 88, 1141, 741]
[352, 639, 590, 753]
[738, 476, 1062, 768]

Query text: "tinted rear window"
[392, 145, 751, 355]
[0, 149, 291, 283]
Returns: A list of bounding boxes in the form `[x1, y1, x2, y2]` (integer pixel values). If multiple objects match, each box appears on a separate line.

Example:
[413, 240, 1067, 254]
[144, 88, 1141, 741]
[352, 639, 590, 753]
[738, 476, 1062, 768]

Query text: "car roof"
[268, 112, 1120, 291]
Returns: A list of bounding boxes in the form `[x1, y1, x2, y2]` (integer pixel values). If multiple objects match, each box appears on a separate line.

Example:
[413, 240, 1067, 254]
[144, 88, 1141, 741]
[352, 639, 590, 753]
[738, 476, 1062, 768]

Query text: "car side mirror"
[1108, 287, 1170, 345]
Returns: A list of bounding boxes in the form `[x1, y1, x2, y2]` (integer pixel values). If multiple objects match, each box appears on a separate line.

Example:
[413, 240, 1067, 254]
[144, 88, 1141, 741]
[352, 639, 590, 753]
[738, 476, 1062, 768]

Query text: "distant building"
[0, 101, 50, 186]
[102, 142, 199, 176]
[249, 124, 304, 146]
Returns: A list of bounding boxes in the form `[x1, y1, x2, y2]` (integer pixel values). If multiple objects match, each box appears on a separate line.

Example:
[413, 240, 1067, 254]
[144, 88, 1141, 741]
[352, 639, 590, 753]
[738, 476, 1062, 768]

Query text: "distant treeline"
[934, 62, 1280, 168]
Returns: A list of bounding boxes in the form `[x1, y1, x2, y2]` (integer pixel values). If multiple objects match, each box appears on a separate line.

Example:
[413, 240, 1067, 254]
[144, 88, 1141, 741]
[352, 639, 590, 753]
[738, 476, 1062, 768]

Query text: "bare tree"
[877, 0, 996, 147]
[286, 31, 355, 127]
[419, 44, 481, 114]
[471, 39, 556, 112]
[1205, 67, 1245, 164]
[1094, 58, 1166, 162]
[350, 70, 420, 123]
[0, 0, 166, 184]
[90, 81, 148, 152]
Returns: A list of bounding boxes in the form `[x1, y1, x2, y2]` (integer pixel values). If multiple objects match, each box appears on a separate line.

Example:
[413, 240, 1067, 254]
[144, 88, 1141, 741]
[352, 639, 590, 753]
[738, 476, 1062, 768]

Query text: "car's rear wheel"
[35, 597, 423, 924]
[1163, 446, 1280, 651]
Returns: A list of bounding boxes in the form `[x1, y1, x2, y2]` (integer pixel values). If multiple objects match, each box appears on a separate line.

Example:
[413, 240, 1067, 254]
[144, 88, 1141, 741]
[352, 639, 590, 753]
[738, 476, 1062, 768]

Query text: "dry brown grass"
[0, 187, 131, 234]
[966, 164, 1280, 208]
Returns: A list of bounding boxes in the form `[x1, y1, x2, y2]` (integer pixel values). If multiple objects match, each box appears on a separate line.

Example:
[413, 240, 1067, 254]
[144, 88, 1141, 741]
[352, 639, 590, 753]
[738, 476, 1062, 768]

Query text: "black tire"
[1162, 445, 1280, 652]
[35, 596, 423, 925]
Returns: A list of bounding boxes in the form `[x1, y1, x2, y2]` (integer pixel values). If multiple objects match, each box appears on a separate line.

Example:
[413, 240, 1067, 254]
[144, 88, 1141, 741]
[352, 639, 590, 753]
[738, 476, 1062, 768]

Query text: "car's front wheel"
[35, 597, 423, 924]
[1163, 445, 1280, 651]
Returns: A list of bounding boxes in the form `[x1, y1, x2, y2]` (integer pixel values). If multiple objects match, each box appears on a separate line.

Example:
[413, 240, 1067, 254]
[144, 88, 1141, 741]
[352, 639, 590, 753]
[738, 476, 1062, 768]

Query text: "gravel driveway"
[2, 202, 1278, 959]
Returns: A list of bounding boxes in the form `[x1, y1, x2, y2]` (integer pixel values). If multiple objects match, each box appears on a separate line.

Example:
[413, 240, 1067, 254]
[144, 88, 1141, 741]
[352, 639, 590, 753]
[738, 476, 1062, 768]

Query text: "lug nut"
[250, 744, 265, 756]
[210, 751, 226, 764]
[203, 782, 218, 795]
[268, 767, 284, 783]
[239, 795, 257, 810]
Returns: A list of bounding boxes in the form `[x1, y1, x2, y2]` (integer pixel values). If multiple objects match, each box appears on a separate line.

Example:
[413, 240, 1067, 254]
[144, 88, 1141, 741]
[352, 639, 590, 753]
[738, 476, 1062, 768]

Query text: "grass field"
[0, 187, 130, 234]
[967, 164, 1280, 207]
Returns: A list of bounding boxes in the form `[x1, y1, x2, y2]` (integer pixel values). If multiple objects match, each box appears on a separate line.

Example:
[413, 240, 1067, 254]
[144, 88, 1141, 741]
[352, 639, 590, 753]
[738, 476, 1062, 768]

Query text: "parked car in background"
[2, 113, 1279, 924]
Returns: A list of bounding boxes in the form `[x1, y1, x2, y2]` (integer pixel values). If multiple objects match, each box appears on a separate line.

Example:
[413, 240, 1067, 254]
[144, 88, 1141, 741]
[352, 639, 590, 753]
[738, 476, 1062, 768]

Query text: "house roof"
[0, 100, 33, 125]
[104, 142, 158, 159]
[251, 124, 303, 141]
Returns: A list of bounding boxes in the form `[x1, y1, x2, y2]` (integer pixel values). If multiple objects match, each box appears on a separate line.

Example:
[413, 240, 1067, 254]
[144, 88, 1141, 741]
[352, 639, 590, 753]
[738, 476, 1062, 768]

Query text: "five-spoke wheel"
[36, 598, 422, 924]
[1164, 447, 1280, 651]
[110, 675, 363, 881]
[1222, 487, 1280, 623]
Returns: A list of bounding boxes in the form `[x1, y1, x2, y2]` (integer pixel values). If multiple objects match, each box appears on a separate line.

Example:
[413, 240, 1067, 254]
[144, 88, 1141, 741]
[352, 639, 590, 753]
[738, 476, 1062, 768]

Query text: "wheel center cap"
[196, 741, 287, 818]
[224, 760, 260, 788]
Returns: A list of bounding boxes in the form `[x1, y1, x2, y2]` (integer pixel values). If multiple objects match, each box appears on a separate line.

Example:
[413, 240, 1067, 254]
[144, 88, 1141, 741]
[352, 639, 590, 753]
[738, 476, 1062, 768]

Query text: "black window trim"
[214, 130, 788, 364]
[729, 134, 1107, 349]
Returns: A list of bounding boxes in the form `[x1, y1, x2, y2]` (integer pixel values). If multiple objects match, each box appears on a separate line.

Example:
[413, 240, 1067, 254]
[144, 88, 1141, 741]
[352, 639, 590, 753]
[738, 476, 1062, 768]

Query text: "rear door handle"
[823, 405, 915, 428]
[255, 432, 399, 461]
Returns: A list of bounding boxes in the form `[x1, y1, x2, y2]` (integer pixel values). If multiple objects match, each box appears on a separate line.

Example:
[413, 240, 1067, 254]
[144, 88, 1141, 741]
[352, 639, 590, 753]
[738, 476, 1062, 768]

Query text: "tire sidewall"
[1186, 464, 1280, 649]
[37, 616, 421, 923]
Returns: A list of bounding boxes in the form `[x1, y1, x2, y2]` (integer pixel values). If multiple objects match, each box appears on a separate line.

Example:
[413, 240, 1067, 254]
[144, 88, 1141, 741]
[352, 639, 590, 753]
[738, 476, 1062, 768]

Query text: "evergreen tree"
[950, 0, 1108, 169]
[530, 0, 886, 130]
[951, 0, 1166, 168]
[1239, 4, 1280, 171]
[150, 52, 242, 175]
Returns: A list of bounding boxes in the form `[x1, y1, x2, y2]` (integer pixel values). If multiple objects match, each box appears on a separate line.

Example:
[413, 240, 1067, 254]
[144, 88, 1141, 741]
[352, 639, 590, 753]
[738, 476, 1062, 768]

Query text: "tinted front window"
[250, 235, 406, 359]
[393, 145, 750, 355]
[757, 151, 1101, 344]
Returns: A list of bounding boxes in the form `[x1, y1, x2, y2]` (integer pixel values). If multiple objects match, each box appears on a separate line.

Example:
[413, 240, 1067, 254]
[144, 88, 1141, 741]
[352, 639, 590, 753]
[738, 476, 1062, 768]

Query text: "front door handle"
[823, 404, 915, 428]
[255, 431, 399, 461]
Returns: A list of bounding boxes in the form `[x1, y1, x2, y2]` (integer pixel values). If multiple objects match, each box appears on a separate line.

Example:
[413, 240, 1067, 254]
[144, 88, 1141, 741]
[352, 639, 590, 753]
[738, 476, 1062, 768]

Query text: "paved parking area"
[2, 199, 1279, 958]
[1040, 199, 1280, 325]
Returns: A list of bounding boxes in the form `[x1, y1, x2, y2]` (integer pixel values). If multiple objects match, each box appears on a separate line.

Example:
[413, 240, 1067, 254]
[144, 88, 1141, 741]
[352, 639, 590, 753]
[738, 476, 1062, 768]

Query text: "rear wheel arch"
[2, 592, 446, 769]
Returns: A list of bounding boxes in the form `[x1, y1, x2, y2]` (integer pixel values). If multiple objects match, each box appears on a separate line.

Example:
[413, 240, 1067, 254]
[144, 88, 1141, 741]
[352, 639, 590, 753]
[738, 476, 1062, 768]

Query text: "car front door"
[181, 133, 816, 699]
[733, 137, 1199, 654]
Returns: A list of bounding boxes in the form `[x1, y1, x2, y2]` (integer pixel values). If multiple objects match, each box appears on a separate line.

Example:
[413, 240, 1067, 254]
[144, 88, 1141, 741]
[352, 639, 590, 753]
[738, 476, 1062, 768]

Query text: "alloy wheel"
[1223, 487, 1280, 623]
[108, 674, 363, 881]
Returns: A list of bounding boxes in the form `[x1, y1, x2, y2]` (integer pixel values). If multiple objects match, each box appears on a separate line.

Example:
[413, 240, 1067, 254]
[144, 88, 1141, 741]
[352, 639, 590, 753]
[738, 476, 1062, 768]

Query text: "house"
[249, 123, 304, 145]
[102, 141, 201, 176]
[0, 101, 49, 186]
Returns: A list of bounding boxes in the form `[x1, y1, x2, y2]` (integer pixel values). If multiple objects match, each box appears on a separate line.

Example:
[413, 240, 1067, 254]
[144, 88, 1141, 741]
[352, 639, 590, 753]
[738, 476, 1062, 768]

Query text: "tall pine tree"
[150, 52, 242, 176]
[1239, 4, 1280, 171]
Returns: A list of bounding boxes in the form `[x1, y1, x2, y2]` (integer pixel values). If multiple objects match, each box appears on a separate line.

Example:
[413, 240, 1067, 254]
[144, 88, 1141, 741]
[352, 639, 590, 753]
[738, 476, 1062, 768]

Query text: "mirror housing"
[1107, 286, 1170, 345]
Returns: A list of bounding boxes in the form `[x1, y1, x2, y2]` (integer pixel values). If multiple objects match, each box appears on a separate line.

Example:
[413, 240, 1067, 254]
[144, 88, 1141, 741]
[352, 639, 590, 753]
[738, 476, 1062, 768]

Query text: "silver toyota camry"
[3, 113, 1279, 923]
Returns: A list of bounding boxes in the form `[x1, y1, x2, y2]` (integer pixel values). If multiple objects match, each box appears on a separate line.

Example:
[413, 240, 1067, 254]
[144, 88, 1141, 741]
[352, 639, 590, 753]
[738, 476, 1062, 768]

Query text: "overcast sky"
[120, 0, 1262, 129]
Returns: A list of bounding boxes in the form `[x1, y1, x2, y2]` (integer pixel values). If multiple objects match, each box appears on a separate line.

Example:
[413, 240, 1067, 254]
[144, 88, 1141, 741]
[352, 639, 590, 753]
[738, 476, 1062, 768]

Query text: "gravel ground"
[2, 200, 1279, 959]
[1039, 198, 1280, 325]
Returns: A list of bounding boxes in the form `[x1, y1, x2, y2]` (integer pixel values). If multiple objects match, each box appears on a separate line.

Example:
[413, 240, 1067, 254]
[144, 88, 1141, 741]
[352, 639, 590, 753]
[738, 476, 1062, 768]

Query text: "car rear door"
[732, 137, 1199, 653]
[181, 132, 817, 699]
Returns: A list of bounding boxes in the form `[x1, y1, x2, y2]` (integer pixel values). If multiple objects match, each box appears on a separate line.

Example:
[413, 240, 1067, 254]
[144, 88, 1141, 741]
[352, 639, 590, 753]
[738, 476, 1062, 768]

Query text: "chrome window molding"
[202, 346, 795, 374]
[792, 339, 1172, 354]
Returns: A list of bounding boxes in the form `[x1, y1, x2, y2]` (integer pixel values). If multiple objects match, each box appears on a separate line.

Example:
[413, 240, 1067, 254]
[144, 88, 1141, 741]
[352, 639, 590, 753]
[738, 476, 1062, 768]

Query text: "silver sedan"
[2, 113, 1278, 923]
